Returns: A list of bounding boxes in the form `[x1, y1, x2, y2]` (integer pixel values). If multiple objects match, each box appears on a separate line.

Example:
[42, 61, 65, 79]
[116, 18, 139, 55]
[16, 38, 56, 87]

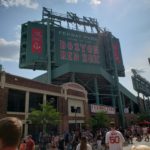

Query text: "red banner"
[32, 28, 43, 54]
[113, 41, 120, 64]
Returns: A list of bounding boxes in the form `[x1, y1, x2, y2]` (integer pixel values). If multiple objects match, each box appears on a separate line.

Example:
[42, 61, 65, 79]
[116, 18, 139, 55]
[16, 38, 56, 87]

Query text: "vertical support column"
[71, 72, 75, 82]
[67, 21, 69, 29]
[148, 97, 150, 111]
[111, 86, 116, 107]
[94, 77, 100, 105]
[130, 100, 134, 114]
[43, 94, 46, 105]
[143, 94, 147, 112]
[137, 92, 142, 113]
[75, 107, 77, 130]
[121, 93, 125, 112]
[117, 91, 125, 127]
[121, 93, 128, 126]
[1, 71, 5, 88]
[47, 19, 51, 84]
[24, 91, 29, 137]
[109, 32, 125, 127]
[43, 94, 47, 133]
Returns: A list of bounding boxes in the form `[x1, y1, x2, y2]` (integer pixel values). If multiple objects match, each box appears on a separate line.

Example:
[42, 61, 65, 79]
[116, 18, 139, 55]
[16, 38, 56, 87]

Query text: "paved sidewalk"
[123, 137, 150, 150]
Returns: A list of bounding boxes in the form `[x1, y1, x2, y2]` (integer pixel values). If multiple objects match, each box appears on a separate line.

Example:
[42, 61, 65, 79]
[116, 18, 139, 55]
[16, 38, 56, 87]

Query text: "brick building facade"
[0, 71, 89, 138]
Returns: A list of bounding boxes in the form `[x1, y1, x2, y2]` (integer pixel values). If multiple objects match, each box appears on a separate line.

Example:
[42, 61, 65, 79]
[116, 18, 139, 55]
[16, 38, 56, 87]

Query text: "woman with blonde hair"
[76, 136, 92, 150]
[131, 145, 150, 150]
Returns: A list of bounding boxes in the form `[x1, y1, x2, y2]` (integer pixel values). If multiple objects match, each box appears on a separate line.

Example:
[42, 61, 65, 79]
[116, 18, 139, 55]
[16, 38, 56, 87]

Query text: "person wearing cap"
[105, 121, 125, 150]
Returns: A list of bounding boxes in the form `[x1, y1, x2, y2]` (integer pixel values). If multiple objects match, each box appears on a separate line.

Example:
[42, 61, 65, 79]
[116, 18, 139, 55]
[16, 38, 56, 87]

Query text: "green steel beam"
[94, 77, 100, 104]
[47, 19, 51, 84]
[109, 32, 125, 128]
[111, 86, 116, 107]
[119, 83, 138, 104]
[51, 63, 114, 84]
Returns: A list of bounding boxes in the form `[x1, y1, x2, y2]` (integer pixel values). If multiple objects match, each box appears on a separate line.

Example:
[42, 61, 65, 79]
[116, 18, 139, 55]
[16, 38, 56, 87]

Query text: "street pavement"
[123, 137, 150, 150]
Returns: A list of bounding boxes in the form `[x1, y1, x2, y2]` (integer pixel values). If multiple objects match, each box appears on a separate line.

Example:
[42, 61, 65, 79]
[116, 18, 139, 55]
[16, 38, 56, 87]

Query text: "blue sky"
[0, 0, 150, 96]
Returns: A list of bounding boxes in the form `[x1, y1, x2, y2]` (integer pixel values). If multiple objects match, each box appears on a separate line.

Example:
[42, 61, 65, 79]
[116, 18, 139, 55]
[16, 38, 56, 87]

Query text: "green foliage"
[88, 111, 110, 129]
[137, 113, 150, 122]
[28, 102, 60, 126]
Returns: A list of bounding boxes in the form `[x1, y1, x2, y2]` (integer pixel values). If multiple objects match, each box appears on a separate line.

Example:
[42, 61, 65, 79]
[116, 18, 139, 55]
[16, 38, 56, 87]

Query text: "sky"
[0, 0, 150, 96]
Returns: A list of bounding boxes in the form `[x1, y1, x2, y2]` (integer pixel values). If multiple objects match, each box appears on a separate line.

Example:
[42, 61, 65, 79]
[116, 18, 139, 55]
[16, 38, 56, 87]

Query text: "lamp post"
[74, 107, 77, 130]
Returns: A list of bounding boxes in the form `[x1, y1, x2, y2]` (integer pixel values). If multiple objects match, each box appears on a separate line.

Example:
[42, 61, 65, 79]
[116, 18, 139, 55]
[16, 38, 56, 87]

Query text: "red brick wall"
[0, 72, 89, 133]
[67, 89, 86, 98]
[0, 87, 8, 114]
[5, 73, 62, 94]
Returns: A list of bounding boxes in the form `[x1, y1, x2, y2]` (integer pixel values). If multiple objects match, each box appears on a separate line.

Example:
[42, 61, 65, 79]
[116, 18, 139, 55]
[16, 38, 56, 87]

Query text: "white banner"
[90, 104, 116, 114]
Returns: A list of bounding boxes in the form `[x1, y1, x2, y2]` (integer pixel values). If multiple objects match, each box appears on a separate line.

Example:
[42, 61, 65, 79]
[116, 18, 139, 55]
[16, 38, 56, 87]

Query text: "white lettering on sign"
[90, 104, 116, 114]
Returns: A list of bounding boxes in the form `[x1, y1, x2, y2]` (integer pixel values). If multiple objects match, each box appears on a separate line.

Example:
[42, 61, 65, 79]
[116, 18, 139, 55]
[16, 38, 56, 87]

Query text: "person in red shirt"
[26, 135, 35, 150]
[19, 138, 26, 150]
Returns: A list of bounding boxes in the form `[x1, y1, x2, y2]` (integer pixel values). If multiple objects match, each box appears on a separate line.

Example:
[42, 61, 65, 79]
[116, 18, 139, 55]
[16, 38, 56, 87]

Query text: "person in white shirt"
[96, 135, 103, 150]
[105, 121, 125, 150]
[142, 126, 149, 142]
[76, 136, 92, 150]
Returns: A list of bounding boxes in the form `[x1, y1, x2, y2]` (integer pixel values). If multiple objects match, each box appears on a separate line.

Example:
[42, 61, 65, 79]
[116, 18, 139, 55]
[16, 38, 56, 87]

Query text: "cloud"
[0, 0, 39, 9]
[14, 25, 21, 40]
[0, 38, 20, 62]
[143, 0, 150, 7]
[65, 0, 102, 5]
[66, 0, 78, 4]
[90, 0, 102, 6]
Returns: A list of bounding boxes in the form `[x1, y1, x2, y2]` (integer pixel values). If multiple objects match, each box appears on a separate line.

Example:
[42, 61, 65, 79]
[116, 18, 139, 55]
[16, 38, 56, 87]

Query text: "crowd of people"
[25, 124, 150, 149]
[31, 123, 150, 150]
[0, 117, 150, 150]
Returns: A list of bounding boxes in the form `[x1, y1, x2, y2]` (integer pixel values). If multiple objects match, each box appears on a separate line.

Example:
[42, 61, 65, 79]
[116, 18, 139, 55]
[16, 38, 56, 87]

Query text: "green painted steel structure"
[19, 7, 138, 127]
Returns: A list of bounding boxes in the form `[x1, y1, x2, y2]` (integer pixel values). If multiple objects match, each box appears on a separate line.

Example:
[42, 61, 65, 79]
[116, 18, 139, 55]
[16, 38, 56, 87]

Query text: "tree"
[89, 111, 110, 130]
[137, 113, 150, 122]
[28, 102, 60, 133]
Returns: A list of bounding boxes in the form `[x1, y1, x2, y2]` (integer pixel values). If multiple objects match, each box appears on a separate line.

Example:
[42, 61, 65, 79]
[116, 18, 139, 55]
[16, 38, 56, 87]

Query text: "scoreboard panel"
[19, 22, 125, 77]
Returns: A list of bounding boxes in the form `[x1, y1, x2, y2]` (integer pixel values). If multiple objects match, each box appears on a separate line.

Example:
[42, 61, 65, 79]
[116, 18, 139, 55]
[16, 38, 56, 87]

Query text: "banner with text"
[54, 27, 100, 66]
[90, 104, 116, 114]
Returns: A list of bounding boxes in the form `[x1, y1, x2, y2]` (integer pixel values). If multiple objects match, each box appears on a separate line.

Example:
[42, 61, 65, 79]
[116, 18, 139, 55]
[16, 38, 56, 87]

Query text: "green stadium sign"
[54, 27, 100, 66]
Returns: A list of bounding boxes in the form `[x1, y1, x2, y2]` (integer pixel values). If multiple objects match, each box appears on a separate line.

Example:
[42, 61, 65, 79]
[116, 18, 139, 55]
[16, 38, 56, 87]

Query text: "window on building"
[7, 89, 25, 112]
[46, 95, 57, 109]
[71, 106, 81, 113]
[71, 106, 75, 112]
[29, 92, 43, 112]
[88, 94, 96, 104]
[76, 107, 81, 113]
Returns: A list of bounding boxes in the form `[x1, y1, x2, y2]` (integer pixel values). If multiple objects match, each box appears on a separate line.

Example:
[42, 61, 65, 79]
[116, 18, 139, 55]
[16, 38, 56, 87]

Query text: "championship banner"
[31, 28, 43, 54]
[112, 40, 121, 64]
